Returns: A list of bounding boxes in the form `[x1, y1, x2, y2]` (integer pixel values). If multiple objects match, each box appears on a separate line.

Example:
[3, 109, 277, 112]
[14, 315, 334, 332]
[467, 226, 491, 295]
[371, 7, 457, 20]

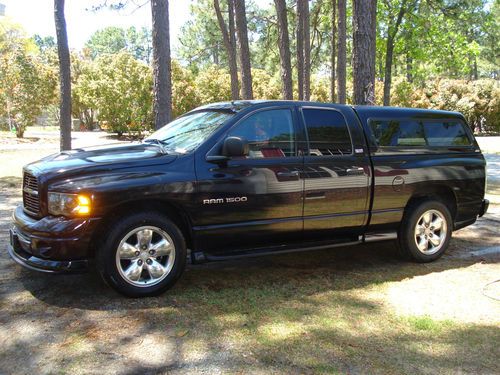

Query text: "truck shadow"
[13, 237, 494, 311]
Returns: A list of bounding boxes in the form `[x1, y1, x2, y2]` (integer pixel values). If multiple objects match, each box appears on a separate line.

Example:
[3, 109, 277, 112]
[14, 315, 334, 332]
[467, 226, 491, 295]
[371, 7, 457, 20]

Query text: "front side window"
[302, 108, 352, 155]
[227, 109, 296, 158]
[146, 110, 234, 154]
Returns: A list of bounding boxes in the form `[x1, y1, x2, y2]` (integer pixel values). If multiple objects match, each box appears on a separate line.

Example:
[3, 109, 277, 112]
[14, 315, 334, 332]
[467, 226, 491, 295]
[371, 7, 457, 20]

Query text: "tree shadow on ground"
[12, 239, 489, 311]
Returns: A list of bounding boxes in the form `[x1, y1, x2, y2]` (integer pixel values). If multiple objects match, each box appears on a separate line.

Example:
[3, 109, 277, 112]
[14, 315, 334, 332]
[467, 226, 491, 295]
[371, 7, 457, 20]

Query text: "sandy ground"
[0, 131, 499, 374]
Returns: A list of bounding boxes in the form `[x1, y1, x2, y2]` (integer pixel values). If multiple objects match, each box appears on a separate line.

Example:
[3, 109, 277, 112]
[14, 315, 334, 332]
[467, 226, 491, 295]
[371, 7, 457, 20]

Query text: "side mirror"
[222, 136, 249, 157]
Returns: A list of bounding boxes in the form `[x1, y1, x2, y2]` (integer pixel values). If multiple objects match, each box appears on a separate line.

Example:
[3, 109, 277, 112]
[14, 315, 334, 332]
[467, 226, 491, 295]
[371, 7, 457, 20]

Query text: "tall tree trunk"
[383, 3, 407, 106]
[54, 0, 71, 151]
[228, 0, 237, 77]
[296, 0, 304, 100]
[274, 0, 293, 100]
[151, 0, 172, 129]
[214, 0, 239, 100]
[303, 0, 310, 101]
[297, 0, 310, 101]
[233, 0, 253, 99]
[472, 56, 478, 80]
[337, 0, 346, 104]
[352, 0, 377, 105]
[330, 0, 336, 102]
[406, 54, 413, 82]
[383, 36, 395, 106]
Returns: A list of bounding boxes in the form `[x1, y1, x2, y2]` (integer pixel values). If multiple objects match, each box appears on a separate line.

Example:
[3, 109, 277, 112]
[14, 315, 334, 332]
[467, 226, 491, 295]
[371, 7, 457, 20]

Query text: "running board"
[193, 240, 361, 263]
[192, 231, 398, 264]
[363, 232, 398, 242]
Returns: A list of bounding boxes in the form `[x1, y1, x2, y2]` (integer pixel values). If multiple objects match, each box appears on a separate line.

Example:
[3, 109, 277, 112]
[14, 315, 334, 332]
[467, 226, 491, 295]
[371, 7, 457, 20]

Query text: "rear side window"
[423, 121, 471, 146]
[302, 108, 352, 156]
[370, 120, 426, 147]
[370, 119, 471, 147]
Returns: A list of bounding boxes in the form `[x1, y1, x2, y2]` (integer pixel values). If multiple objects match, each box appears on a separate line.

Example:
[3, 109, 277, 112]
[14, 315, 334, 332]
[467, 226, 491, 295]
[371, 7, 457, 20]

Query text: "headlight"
[48, 192, 91, 216]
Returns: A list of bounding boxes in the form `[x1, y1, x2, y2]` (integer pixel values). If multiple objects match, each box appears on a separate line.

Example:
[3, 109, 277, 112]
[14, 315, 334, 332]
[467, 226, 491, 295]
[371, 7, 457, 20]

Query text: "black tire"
[397, 199, 452, 263]
[96, 211, 187, 297]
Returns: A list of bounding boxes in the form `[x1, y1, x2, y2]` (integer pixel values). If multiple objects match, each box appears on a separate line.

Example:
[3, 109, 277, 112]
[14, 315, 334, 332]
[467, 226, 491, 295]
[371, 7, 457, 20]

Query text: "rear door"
[300, 107, 371, 243]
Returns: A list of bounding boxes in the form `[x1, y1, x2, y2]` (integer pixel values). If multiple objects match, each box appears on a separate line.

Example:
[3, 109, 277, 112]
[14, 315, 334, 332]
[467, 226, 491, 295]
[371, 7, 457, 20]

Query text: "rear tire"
[96, 212, 187, 297]
[397, 200, 452, 262]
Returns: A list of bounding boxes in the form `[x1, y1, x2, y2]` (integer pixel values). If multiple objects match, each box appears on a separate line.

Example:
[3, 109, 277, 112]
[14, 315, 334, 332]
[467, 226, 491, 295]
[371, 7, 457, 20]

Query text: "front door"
[193, 107, 304, 253]
[300, 107, 371, 243]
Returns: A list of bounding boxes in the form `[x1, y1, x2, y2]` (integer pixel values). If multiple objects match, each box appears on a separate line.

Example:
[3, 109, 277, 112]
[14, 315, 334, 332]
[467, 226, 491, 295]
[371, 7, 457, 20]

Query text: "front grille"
[23, 172, 40, 216]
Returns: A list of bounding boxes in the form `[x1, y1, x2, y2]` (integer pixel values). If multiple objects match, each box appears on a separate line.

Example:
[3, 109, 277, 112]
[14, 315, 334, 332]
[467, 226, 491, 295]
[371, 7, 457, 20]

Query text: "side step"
[191, 231, 397, 264]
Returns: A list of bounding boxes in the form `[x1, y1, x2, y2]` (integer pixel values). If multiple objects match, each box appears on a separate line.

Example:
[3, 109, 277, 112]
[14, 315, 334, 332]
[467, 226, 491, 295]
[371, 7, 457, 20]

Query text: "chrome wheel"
[115, 226, 176, 287]
[414, 209, 447, 255]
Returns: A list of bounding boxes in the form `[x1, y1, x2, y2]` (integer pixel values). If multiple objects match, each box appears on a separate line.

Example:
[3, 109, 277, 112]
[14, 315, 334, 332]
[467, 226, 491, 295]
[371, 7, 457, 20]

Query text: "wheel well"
[90, 199, 193, 256]
[405, 185, 457, 220]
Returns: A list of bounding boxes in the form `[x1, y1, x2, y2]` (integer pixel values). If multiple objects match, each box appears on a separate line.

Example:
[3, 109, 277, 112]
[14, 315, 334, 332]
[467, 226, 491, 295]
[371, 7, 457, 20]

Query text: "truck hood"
[25, 142, 177, 181]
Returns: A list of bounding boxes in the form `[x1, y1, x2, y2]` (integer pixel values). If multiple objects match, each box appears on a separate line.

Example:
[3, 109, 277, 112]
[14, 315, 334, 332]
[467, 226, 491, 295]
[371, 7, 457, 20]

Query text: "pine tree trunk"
[330, 0, 336, 102]
[352, 0, 377, 105]
[296, 0, 304, 100]
[233, 0, 253, 99]
[274, 0, 293, 100]
[302, 0, 310, 101]
[54, 0, 72, 151]
[151, 0, 172, 129]
[406, 54, 413, 82]
[383, 3, 406, 106]
[337, 0, 346, 104]
[214, 0, 239, 100]
[383, 36, 394, 106]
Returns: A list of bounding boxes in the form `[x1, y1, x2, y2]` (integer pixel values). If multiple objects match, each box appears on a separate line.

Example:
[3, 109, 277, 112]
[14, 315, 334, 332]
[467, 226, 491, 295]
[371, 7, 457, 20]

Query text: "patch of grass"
[405, 315, 454, 332]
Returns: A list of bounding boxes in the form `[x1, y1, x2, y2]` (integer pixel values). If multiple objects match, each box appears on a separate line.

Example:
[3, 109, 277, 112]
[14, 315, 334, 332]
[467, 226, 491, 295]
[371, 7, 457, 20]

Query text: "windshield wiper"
[142, 138, 169, 154]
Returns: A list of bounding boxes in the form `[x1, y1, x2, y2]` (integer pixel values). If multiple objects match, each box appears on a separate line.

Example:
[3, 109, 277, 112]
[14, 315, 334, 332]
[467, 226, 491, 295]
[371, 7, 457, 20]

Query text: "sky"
[0, 0, 198, 55]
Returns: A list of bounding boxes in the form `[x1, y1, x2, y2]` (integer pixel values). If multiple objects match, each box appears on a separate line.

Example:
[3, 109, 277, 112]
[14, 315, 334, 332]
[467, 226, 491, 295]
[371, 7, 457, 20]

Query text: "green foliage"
[195, 65, 232, 104]
[0, 20, 57, 137]
[74, 52, 153, 136]
[252, 69, 281, 99]
[391, 78, 500, 133]
[85, 26, 152, 63]
[171, 60, 201, 118]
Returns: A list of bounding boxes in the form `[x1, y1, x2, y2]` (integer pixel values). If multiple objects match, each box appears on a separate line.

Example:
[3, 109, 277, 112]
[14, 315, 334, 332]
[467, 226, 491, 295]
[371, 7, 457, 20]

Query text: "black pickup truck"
[8, 101, 489, 297]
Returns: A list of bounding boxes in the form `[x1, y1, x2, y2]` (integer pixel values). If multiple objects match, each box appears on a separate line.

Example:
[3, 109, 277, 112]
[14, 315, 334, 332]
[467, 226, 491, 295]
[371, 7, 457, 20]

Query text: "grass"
[154, 267, 499, 374]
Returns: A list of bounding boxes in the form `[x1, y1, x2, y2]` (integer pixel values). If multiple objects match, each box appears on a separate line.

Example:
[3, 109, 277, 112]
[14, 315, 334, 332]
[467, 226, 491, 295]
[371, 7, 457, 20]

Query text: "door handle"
[305, 191, 326, 200]
[345, 167, 365, 175]
[276, 170, 300, 180]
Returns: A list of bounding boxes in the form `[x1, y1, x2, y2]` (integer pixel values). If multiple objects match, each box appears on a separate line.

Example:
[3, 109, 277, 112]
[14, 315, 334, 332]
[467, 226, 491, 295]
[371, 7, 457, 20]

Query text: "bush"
[391, 79, 500, 133]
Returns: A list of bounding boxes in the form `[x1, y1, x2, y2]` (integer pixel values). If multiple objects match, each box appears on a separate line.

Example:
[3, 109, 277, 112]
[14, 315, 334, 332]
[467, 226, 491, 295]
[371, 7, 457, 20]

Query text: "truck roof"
[196, 100, 463, 120]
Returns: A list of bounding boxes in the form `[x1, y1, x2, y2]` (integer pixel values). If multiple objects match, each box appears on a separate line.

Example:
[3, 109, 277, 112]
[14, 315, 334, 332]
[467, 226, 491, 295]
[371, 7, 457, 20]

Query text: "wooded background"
[0, 0, 498, 147]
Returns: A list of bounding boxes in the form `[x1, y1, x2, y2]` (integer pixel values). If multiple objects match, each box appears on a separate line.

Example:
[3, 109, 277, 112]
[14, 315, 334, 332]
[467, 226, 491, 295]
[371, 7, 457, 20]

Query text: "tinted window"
[370, 120, 426, 147]
[370, 119, 472, 148]
[227, 109, 296, 158]
[423, 121, 471, 146]
[302, 109, 352, 155]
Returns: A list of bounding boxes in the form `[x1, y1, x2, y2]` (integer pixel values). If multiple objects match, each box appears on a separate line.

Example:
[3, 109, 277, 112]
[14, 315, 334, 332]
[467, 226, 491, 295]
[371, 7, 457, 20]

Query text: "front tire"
[398, 200, 452, 262]
[96, 212, 187, 297]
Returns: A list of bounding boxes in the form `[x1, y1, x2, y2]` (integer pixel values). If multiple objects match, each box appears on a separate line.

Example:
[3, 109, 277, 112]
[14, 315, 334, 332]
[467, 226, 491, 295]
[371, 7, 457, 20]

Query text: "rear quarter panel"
[354, 107, 486, 231]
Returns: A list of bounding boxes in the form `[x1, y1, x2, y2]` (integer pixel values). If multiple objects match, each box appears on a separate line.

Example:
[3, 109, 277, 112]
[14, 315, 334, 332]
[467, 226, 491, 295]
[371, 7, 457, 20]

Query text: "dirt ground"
[0, 131, 499, 374]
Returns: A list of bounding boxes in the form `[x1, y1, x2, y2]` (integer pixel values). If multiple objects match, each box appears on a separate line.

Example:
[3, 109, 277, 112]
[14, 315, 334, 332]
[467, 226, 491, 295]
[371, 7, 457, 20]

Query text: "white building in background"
[0, 3, 5, 17]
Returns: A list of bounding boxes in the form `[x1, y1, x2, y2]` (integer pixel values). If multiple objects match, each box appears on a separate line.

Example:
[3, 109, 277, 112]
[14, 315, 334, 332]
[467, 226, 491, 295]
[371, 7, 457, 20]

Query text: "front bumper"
[8, 205, 100, 270]
[479, 199, 489, 217]
[8, 229, 87, 273]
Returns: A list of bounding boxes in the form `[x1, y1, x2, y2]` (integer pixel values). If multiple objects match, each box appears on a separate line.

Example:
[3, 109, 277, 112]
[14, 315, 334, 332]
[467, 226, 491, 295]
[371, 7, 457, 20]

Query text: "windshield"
[145, 110, 234, 154]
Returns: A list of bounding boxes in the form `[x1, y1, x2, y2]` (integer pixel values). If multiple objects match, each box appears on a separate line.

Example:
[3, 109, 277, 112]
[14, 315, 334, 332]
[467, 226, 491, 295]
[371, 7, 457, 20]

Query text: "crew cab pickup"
[8, 101, 489, 297]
